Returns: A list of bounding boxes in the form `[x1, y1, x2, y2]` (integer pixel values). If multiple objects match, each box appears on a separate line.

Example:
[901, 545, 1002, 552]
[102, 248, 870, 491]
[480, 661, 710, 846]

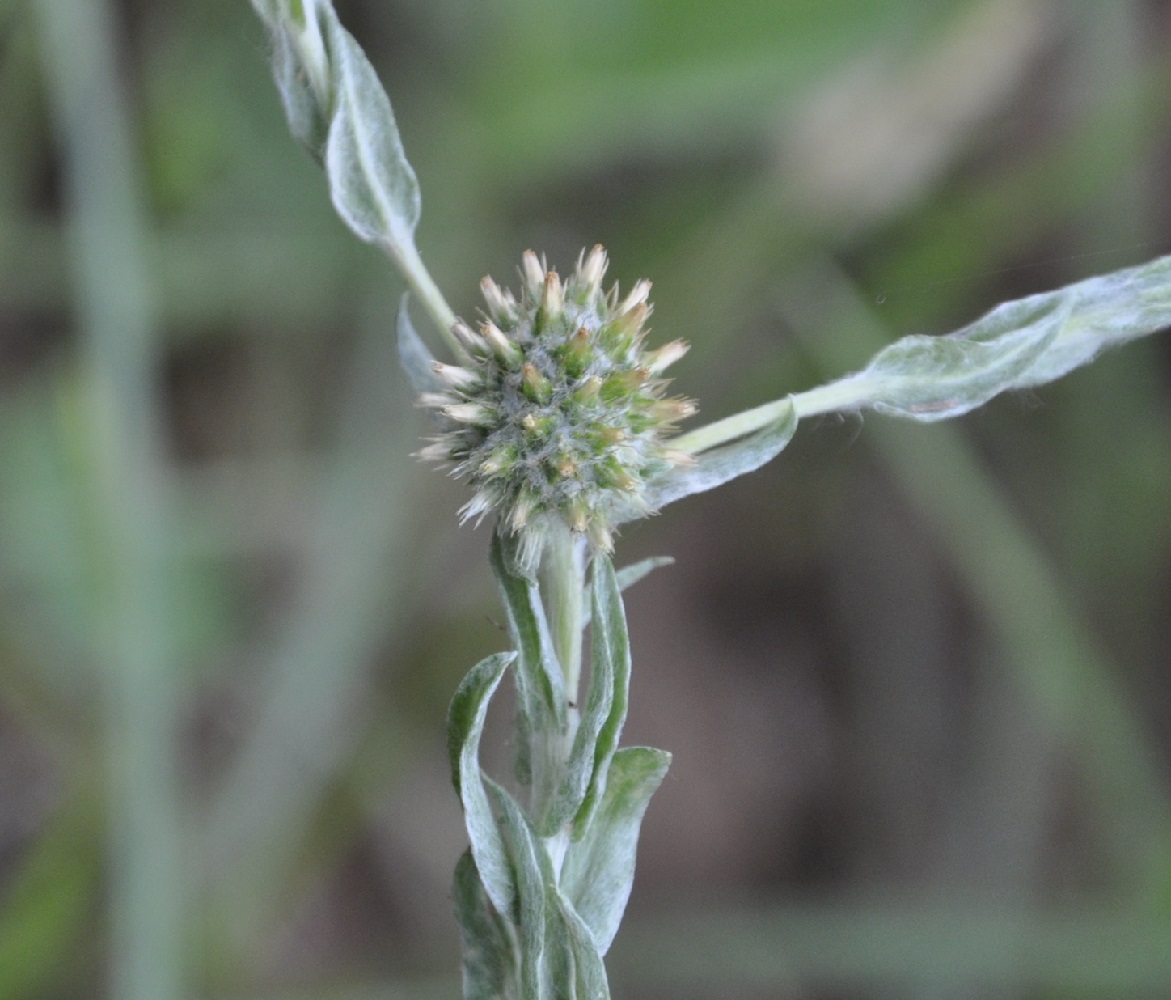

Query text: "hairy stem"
[540, 523, 585, 712]
[383, 235, 466, 363]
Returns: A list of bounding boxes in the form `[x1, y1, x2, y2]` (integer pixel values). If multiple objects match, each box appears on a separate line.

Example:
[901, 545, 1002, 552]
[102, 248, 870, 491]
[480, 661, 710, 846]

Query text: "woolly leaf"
[453, 850, 518, 1000]
[560, 747, 671, 956]
[270, 26, 329, 155]
[397, 295, 441, 394]
[805, 254, 1171, 423]
[581, 556, 674, 629]
[641, 398, 797, 514]
[321, 9, 421, 249]
[837, 297, 1064, 421]
[446, 652, 515, 918]
[552, 889, 611, 1000]
[538, 556, 629, 835]
[616, 556, 674, 595]
[571, 556, 631, 837]
[250, 0, 330, 155]
[487, 781, 552, 1000]
[252, 1, 421, 250]
[1012, 253, 1171, 385]
[491, 530, 569, 802]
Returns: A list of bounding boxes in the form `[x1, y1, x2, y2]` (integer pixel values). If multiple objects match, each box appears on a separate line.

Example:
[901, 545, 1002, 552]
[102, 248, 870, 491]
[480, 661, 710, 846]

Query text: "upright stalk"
[541, 523, 585, 701]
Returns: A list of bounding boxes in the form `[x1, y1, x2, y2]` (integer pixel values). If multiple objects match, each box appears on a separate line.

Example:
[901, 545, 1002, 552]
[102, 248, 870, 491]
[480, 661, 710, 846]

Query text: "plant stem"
[670, 377, 877, 456]
[383, 237, 470, 364]
[540, 523, 585, 701]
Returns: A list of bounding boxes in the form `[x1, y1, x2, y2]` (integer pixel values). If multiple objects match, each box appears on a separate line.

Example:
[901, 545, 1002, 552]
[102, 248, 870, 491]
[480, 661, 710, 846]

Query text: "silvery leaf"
[581, 556, 674, 629]
[571, 556, 631, 837]
[453, 850, 518, 1000]
[560, 746, 671, 955]
[396, 294, 441, 393]
[487, 781, 552, 1000]
[552, 888, 611, 1000]
[446, 652, 515, 918]
[640, 397, 798, 514]
[812, 254, 1171, 423]
[538, 556, 629, 835]
[320, 9, 421, 249]
[491, 530, 568, 800]
[834, 296, 1065, 421]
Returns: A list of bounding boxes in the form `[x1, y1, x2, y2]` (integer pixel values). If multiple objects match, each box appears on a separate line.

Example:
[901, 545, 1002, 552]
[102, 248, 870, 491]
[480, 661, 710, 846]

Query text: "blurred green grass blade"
[32, 1, 183, 998]
[0, 790, 100, 999]
[446, 0, 958, 187]
[200, 296, 424, 936]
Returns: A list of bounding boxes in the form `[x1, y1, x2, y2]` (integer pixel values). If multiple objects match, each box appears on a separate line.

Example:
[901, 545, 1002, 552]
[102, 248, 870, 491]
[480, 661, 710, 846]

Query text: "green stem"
[670, 377, 874, 456]
[384, 237, 471, 364]
[540, 523, 585, 701]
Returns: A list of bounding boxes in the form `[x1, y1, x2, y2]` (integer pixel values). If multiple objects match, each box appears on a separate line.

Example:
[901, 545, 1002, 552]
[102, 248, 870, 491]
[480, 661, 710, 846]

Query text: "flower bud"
[432, 361, 480, 391]
[415, 247, 697, 573]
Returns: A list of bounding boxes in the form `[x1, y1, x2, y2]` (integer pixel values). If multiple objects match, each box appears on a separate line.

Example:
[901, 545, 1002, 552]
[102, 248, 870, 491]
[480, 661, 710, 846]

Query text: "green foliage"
[447, 650, 516, 918]
[448, 532, 664, 999]
[561, 746, 671, 955]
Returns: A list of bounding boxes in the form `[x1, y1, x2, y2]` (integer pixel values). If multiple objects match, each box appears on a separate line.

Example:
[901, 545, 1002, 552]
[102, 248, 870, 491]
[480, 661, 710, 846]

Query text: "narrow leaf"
[560, 747, 671, 955]
[322, 10, 421, 249]
[397, 294, 442, 394]
[572, 556, 631, 837]
[639, 398, 798, 514]
[616, 556, 674, 594]
[835, 296, 1065, 421]
[538, 558, 623, 835]
[446, 652, 516, 918]
[542, 907, 575, 1000]
[491, 530, 568, 801]
[1012, 253, 1171, 385]
[553, 890, 612, 1000]
[487, 781, 553, 1000]
[250, 0, 330, 155]
[453, 850, 519, 1000]
[815, 254, 1171, 423]
[268, 24, 330, 155]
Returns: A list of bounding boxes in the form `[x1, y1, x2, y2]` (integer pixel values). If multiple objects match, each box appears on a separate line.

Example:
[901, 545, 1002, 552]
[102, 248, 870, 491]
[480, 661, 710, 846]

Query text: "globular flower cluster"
[418, 246, 694, 570]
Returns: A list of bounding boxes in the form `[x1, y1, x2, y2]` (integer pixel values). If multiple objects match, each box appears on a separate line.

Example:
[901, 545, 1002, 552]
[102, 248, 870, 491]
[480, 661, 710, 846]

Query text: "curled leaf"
[397, 294, 442, 394]
[797, 253, 1171, 423]
[446, 652, 515, 918]
[490, 530, 567, 802]
[453, 850, 518, 1000]
[639, 398, 798, 515]
[539, 555, 629, 836]
[561, 746, 671, 955]
[831, 296, 1066, 421]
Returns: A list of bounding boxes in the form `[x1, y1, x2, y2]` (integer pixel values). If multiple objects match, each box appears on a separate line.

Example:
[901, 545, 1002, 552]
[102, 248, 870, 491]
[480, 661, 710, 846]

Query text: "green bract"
[418, 247, 694, 571]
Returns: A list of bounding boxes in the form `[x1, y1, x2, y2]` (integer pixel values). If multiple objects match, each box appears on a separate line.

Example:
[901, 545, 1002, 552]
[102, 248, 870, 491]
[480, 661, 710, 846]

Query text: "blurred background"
[3, 0, 1171, 997]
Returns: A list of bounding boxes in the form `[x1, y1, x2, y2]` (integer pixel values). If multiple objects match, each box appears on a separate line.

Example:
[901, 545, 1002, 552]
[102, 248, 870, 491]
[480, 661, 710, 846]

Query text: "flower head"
[418, 246, 693, 571]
